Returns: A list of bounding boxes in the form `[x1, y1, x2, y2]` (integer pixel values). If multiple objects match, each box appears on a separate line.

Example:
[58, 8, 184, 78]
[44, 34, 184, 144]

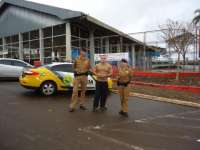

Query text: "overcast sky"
[27, 0, 200, 33]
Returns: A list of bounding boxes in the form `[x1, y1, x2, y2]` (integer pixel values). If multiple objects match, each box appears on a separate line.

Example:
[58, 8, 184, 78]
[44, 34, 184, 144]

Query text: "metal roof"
[0, 0, 84, 20]
[0, 0, 161, 51]
[0, 0, 138, 43]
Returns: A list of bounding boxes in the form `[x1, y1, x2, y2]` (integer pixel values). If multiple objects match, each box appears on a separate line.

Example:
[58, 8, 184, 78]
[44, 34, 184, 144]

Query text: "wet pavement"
[0, 81, 199, 150]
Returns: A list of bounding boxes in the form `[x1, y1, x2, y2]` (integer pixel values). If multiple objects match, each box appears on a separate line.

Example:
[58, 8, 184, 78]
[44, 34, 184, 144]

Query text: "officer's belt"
[117, 81, 130, 87]
[74, 71, 88, 77]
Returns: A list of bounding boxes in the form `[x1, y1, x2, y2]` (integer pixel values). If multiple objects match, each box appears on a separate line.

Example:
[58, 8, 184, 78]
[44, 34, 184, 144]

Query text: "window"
[12, 60, 27, 67]
[43, 27, 52, 38]
[23, 41, 30, 60]
[53, 36, 65, 47]
[0, 60, 4, 64]
[1, 59, 12, 65]
[5, 36, 11, 44]
[11, 35, 19, 43]
[110, 46, 117, 53]
[30, 40, 39, 49]
[23, 32, 29, 41]
[44, 38, 52, 48]
[0, 38, 2, 45]
[44, 48, 52, 64]
[42, 24, 67, 64]
[22, 30, 40, 64]
[63, 64, 73, 72]
[23, 41, 29, 49]
[51, 64, 73, 72]
[30, 30, 39, 40]
[53, 24, 65, 36]
[95, 48, 100, 54]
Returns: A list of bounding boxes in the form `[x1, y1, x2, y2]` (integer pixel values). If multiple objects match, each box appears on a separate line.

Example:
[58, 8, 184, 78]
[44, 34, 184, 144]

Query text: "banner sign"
[94, 52, 129, 62]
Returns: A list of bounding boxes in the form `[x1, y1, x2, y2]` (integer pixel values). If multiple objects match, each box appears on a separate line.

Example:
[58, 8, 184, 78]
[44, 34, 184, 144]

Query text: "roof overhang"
[85, 15, 144, 45]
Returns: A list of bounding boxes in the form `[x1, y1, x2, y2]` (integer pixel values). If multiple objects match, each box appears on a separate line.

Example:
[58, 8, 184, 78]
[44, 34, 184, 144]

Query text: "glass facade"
[71, 25, 89, 52]
[4, 35, 19, 59]
[0, 22, 138, 66]
[43, 23, 66, 64]
[94, 38, 106, 54]
[23, 30, 40, 64]
[0, 23, 67, 64]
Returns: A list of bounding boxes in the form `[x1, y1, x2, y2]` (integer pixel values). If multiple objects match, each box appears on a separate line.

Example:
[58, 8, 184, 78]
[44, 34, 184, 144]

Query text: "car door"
[0, 60, 8, 77]
[0, 60, 6, 77]
[0, 59, 14, 77]
[12, 60, 30, 77]
[51, 64, 74, 87]
[57, 64, 95, 89]
[51, 64, 96, 89]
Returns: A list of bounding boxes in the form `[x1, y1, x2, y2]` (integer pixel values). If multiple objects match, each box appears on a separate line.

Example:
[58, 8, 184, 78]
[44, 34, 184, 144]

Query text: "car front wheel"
[40, 81, 57, 96]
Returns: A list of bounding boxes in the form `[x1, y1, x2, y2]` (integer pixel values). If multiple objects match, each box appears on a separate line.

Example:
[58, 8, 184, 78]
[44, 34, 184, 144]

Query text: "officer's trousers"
[70, 76, 87, 109]
[93, 81, 108, 108]
[118, 86, 129, 112]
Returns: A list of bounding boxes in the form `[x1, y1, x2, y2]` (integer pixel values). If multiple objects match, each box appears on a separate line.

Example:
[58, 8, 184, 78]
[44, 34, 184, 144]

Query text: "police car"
[19, 62, 112, 96]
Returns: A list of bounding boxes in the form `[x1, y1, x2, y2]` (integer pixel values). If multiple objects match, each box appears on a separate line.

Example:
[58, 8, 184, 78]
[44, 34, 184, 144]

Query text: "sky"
[27, 0, 200, 34]
[0, 0, 199, 60]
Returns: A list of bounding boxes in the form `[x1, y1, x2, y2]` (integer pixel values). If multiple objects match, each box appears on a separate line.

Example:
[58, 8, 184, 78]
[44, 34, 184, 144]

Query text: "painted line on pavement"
[82, 128, 145, 150]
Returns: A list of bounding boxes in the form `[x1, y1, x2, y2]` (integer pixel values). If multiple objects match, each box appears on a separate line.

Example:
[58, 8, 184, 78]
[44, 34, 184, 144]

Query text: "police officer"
[69, 48, 90, 112]
[117, 59, 132, 117]
[93, 54, 112, 112]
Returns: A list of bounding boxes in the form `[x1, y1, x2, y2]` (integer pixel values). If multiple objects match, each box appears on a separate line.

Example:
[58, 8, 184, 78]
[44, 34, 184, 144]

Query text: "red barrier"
[132, 72, 200, 77]
[180, 72, 200, 77]
[112, 66, 200, 77]
[133, 72, 175, 77]
[132, 81, 200, 93]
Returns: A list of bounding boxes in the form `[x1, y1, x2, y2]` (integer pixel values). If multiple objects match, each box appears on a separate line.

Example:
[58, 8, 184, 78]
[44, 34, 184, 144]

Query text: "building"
[0, 0, 158, 68]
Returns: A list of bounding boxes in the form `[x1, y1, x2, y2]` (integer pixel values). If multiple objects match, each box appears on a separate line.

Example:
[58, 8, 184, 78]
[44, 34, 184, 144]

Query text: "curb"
[111, 90, 200, 108]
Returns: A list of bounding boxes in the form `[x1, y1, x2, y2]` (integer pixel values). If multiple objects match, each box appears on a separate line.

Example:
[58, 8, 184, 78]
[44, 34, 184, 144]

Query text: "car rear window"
[50, 64, 73, 73]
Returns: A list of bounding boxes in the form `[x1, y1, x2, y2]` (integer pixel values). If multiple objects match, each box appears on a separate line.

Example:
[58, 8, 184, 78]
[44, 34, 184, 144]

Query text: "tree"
[193, 9, 200, 25]
[160, 20, 195, 80]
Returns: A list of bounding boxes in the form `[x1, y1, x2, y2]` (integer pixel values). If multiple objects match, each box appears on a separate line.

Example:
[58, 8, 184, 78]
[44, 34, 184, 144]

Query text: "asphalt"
[0, 81, 199, 150]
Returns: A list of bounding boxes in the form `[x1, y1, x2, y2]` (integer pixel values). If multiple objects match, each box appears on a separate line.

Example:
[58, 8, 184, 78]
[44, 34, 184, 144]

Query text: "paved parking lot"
[0, 81, 199, 150]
